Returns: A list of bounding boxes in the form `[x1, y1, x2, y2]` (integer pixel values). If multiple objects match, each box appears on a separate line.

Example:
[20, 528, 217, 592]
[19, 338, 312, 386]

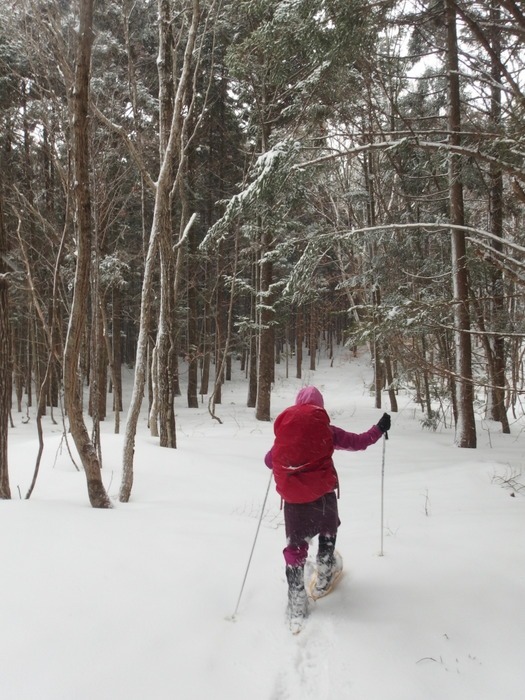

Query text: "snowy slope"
[1, 348, 523, 700]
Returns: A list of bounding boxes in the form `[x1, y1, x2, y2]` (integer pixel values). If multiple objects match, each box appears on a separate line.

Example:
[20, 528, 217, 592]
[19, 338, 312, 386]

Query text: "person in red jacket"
[265, 386, 390, 631]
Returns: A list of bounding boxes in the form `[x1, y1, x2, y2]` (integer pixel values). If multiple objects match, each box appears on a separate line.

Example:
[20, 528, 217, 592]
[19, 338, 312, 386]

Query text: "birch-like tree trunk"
[120, 0, 201, 502]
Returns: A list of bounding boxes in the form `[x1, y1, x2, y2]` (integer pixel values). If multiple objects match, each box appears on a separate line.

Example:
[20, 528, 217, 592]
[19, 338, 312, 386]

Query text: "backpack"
[271, 403, 337, 504]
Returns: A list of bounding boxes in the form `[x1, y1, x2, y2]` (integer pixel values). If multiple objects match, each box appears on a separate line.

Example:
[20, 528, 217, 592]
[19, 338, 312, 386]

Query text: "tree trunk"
[256, 227, 273, 421]
[186, 192, 199, 406]
[157, 226, 176, 448]
[187, 288, 199, 407]
[154, 0, 176, 448]
[296, 306, 303, 380]
[487, 4, 510, 433]
[120, 0, 201, 501]
[212, 250, 228, 407]
[247, 330, 257, 408]
[384, 350, 398, 413]
[446, 0, 476, 448]
[199, 298, 211, 397]
[0, 178, 11, 499]
[372, 287, 382, 410]
[309, 304, 316, 371]
[247, 268, 257, 407]
[64, 0, 111, 507]
[112, 286, 123, 414]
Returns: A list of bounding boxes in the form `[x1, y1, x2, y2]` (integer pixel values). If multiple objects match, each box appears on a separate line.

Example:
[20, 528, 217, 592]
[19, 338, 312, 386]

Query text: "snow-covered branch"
[295, 138, 525, 184]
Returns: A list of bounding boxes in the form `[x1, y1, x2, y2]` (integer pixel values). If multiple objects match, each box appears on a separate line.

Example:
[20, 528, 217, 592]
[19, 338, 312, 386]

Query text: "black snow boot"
[315, 535, 342, 597]
[286, 565, 308, 634]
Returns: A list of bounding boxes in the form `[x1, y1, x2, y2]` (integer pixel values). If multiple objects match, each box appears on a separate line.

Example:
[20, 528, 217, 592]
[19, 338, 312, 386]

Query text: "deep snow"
[1, 348, 524, 700]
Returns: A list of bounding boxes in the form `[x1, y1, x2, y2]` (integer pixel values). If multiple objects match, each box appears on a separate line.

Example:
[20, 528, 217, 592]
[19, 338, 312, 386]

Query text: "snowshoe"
[309, 550, 343, 600]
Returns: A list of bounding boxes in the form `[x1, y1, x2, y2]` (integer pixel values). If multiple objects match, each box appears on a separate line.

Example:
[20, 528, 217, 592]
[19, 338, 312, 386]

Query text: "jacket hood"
[295, 386, 324, 408]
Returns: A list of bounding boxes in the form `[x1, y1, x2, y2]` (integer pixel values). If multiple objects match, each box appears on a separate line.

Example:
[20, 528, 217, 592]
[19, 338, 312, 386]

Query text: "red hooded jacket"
[265, 387, 382, 504]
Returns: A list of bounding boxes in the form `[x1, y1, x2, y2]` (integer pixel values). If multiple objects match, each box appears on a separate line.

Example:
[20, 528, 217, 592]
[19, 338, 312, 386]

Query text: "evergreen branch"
[200, 140, 298, 250]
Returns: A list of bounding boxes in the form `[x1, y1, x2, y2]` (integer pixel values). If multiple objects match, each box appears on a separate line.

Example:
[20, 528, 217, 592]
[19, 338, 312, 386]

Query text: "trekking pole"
[379, 431, 388, 556]
[228, 470, 273, 621]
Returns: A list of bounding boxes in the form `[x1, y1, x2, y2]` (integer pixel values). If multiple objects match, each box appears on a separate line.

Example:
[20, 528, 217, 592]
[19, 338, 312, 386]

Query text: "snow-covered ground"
[2, 348, 524, 699]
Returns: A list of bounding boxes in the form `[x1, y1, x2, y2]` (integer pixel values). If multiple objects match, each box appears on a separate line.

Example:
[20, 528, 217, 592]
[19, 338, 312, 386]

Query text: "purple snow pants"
[283, 491, 340, 567]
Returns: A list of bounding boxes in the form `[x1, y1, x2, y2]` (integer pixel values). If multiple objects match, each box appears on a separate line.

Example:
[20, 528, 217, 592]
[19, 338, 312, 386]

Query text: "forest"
[0, 0, 524, 507]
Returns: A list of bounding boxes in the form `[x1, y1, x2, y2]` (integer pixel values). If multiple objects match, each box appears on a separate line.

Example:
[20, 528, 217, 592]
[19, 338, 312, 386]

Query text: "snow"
[2, 348, 524, 700]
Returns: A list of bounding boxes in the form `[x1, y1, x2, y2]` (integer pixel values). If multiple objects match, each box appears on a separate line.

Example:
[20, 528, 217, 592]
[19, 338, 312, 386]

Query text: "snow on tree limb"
[296, 138, 525, 184]
[200, 140, 300, 250]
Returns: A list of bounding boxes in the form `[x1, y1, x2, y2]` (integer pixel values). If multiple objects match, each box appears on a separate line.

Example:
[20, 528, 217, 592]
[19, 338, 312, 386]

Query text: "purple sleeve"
[264, 449, 273, 469]
[330, 424, 382, 451]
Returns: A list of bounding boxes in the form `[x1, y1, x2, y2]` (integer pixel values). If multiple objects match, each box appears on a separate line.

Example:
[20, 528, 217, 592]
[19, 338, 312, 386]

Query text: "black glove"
[377, 413, 391, 434]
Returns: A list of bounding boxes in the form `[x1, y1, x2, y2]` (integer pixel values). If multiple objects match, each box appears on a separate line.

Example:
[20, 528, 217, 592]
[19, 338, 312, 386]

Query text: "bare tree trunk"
[199, 296, 211, 397]
[487, 4, 510, 433]
[100, 300, 120, 435]
[309, 304, 316, 371]
[363, 142, 383, 410]
[187, 280, 199, 407]
[212, 245, 227, 407]
[186, 175, 199, 407]
[120, 0, 200, 501]
[372, 287, 382, 410]
[296, 306, 303, 380]
[209, 231, 239, 421]
[157, 224, 176, 447]
[148, 345, 159, 437]
[446, 0, 476, 448]
[111, 286, 123, 414]
[89, 247, 106, 467]
[247, 262, 257, 407]
[256, 227, 273, 421]
[384, 351, 398, 413]
[0, 178, 11, 499]
[13, 322, 24, 414]
[64, 0, 111, 507]
[421, 335, 432, 419]
[247, 329, 257, 408]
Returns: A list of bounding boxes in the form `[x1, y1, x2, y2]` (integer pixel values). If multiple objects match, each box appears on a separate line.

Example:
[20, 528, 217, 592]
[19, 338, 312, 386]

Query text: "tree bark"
[309, 304, 317, 372]
[0, 178, 11, 499]
[185, 163, 199, 408]
[446, 0, 476, 448]
[64, 0, 111, 507]
[255, 227, 273, 421]
[295, 306, 303, 380]
[247, 264, 257, 407]
[247, 329, 257, 408]
[199, 297, 211, 398]
[487, 3, 510, 433]
[120, 0, 200, 501]
[384, 351, 398, 413]
[154, 0, 177, 448]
